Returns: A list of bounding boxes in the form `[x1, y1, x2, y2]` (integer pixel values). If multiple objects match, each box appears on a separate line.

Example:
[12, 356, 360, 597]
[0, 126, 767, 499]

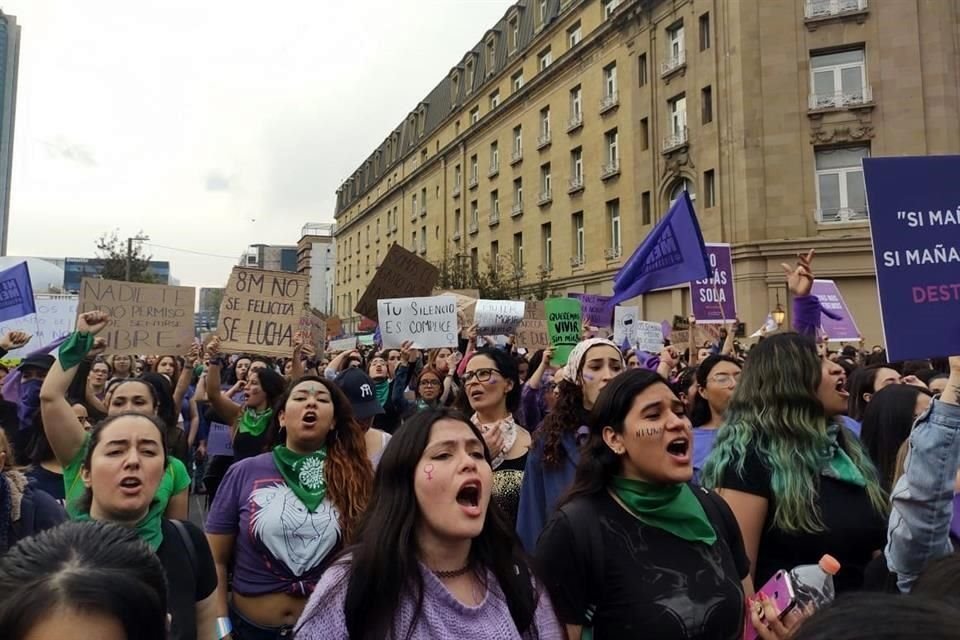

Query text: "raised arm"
[204, 337, 242, 427]
[172, 344, 200, 409]
[39, 312, 109, 465]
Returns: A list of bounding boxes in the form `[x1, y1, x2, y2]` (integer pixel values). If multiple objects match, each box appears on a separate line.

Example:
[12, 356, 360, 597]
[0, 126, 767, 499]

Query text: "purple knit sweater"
[296, 559, 564, 639]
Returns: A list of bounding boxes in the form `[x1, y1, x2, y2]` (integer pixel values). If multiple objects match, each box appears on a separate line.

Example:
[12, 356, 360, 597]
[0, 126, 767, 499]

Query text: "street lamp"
[772, 291, 786, 327]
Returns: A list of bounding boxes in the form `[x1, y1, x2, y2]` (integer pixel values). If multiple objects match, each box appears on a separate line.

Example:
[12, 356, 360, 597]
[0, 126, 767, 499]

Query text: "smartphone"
[743, 570, 796, 640]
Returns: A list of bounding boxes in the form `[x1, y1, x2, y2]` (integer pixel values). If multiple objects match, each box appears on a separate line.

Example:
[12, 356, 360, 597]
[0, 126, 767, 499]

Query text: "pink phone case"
[743, 570, 796, 640]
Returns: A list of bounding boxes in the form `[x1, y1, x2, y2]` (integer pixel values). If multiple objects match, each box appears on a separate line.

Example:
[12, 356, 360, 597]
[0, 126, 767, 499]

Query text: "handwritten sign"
[78, 278, 194, 356]
[377, 295, 458, 349]
[635, 321, 665, 353]
[691, 243, 737, 323]
[545, 297, 581, 366]
[613, 306, 639, 347]
[206, 422, 234, 457]
[217, 267, 309, 357]
[435, 289, 478, 320]
[862, 155, 960, 359]
[515, 301, 549, 351]
[474, 299, 525, 336]
[328, 336, 358, 353]
[568, 293, 613, 329]
[810, 279, 860, 342]
[0, 295, 78, 357]
[356, 244, 439, 321]
[297, 307, 327, 355]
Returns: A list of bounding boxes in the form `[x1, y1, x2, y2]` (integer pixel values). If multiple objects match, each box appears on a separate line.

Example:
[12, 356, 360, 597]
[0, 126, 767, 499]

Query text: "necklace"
[431, 562, 472, 579]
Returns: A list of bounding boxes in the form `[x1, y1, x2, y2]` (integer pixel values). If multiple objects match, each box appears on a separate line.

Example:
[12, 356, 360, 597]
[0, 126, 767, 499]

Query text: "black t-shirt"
[716, 447, 886, 593]
[24, 465, 65, 503]
[156, 519, 219, 640]
[536, 490, 749, 640]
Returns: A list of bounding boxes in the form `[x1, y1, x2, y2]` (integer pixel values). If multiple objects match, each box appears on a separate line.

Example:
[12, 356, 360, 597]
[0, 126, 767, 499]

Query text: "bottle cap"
[819, 554, 841, 575]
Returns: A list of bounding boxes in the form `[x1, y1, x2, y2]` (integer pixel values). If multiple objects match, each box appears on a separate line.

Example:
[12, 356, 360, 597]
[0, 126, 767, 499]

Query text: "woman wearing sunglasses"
[463, 347, 529, 526]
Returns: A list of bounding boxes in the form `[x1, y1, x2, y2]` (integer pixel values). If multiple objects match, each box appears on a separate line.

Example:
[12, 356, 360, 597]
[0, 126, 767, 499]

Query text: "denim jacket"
[885, 398, 960, 592]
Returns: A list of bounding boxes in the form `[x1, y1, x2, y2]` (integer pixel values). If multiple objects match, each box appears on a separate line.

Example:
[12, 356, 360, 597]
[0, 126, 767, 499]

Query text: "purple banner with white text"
[690, 243, 736, 323]
[810, 279, 860, 342]
[567, 293, 613, 328]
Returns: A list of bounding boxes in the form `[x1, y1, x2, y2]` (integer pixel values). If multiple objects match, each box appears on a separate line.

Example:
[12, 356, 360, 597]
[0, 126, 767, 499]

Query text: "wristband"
[215, 616, 232, 639]
[208, 355, 227, 367]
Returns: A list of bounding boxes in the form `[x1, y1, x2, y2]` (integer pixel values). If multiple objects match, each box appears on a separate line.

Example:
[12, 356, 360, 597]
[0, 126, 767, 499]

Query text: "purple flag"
[690, 243, 737, 323]
[610, 192, 711, 307]
[810, 279, 860, 341]
[0, 262, 36, 323]
[568, 294, 613, 328]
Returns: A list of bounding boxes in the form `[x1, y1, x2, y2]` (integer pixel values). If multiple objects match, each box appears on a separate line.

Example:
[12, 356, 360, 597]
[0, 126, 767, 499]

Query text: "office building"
[297, 222, 336, 314]
[333, 0, 960, 341]
[62, 257, 170, 292]
[239, 244, 298, 273]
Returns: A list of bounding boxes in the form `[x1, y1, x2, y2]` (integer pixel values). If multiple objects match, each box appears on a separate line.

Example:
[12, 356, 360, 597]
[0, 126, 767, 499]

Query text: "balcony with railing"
[488, 210, 500, 226]
[808, 85, 873, 111]
[599, 91, 620, 114]
[511, 201, 524, 217]
[537, 131, 552, 149]
[488, 162, 500, 178]
[468, 221, 479, 235]
[604, 246, 622, 260]
[537, 189, 553, 206]
[452, 183, 461, 198]
[569, 255, 585, 268]
[566, 112, 584, 133]
[601, 158, 621, 180]
[511, 149, 523, 165]
[660, 49, 686, 78]
[567, 175, 585, 194]
[469, 174, 479, 189]
[816, 206, 868, 224]
[411, 209, 418, 222]
[661, 127, 689, 154]
[805, 0, 868, 21]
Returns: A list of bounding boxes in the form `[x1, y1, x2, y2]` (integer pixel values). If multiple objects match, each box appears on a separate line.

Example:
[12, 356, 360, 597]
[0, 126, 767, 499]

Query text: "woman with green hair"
[701, 331, 887, 593]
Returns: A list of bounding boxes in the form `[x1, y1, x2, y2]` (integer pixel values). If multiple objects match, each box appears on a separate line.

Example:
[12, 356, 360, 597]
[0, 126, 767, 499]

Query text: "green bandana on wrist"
[610, 476, 717, 545]
[58, 332, 95, 371]
[238, 408, 273, 437]
[272, 445, 328, 512]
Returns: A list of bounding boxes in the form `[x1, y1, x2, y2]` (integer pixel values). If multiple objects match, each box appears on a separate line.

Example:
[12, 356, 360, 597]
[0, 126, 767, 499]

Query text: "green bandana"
[75, 509, 163, 551]
[238, 407, 273, 437]
[58, 331, 94, 372]
[610, 477, 717, 545]
[374, 379, 390, 407]
[821, 423, 866, 487]
[272, 445, 328, 512]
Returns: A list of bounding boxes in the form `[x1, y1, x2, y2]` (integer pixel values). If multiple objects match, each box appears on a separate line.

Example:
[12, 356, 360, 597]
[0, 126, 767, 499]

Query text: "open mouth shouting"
[118, 475, 144, 496]
[835, 376, 848, 399]
[666, 436, 691, 464]
[301, 410, 318, 429]
[455, 479, 483, 517]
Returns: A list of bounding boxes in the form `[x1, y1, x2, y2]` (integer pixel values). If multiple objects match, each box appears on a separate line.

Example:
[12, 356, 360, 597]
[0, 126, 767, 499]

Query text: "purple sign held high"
[568, 293, 613, 328]
[690, 243, 736, 323]
[810, 279, 860, 341]
[207, 422, 234, 457]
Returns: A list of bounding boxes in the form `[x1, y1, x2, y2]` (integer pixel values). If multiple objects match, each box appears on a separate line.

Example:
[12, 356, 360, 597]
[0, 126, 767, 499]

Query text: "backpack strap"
[168, 519, 198, 579]
[558, 498, 604, 634]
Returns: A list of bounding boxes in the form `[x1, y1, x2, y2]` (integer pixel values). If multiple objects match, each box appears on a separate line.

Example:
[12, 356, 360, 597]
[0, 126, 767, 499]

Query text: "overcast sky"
[3, 0, 513, 288]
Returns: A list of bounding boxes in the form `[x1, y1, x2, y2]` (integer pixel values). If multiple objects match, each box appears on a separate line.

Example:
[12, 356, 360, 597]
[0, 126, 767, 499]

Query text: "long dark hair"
[848, 363, 895, 422]
[0, 521, 169, 640]
[791, 593, 960, 640]
[561, 369, 670, 507]
[466, 347, 522, 413]
[860, 384, 932, 493]
[689, 355, 742, 427]
[324, 408, 538, 640]
[537, 379, 587, 468]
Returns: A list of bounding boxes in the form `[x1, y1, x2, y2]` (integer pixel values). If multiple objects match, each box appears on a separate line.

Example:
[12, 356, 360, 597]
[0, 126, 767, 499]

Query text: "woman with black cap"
[336, 367, 392, 465]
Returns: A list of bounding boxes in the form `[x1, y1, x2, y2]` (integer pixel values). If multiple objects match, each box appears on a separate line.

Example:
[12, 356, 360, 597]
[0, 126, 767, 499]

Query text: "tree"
[95, 230, 155, 283]
[434, 245, 552, 300]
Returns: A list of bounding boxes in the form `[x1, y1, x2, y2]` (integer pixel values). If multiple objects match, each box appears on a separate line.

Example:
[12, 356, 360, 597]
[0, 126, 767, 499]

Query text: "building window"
[411, 193, 417, 218]
[704, 169, 716, 208]
[570, 85, 582, 122]
[642, 191, 652, 225]
[454, 164, 462, 189]
[810, 48, 868, 109]
[513, 232, 524, 268]
[420, 225, 427, 253]
[572, 212, 585, 264]
[701, 85, 713, 124]
[471, 247, 479, 275]
[815, 146, 869, 223]
[603, 62, 618, 99]
[665, 22, 685, 70]
[513, 177, 523, 208]
[540, 162, 552, 195]
[638, 53, 648, 86]
[568, 21, 582, 48]
[490, 141, 499, 174]
[512, 70, 525, 93]
[539, 47, 553, 71]
[455, 120, 461, 136]
[466, 59, 475, 91]
[490, 190, 500, 219]
[607, 199, 621, 256]
[571, 147, 583, 182]
[470, 106, 480, 124]
[455, 207, 462, 230]
[670, 178, 696, 205]
[605, 128, 619, 165]
[603, 0, 621, 19]
[470, 200, 479, 230]
[420, 187, 427, 215]
[491, 240, 499, 265]
[542, 223, 553, 270]
[512, 125, 523, 159]
[669, 94, 688, 137]
[540, 106, 551, 140]
[411, 230, 417, 251]
[640, 117, 649, 150]
[699, 13, 711, 51]
[470, 155, 479, 184]
[509, 15, 520, 52]
[487, 37, 496, 71]
[538, 0, 548, 27]
[489, 90, 500, 110]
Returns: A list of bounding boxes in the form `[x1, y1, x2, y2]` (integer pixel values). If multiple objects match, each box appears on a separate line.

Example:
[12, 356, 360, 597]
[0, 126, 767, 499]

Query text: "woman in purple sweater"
[296, 408, 563, 640]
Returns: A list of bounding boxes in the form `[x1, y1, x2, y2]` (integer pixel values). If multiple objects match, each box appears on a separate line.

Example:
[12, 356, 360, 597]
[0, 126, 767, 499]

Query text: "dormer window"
[465, 57, 475, 93]
[451, 71, 460, 104]
[508, 12, 520, 52]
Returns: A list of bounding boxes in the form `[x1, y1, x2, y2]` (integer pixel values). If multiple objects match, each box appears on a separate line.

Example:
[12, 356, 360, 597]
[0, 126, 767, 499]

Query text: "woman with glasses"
[690, 355, 742, 482]
[88, 359, 111, 400]
[392, 341, 452, 418]
[463, 347, 528, 526]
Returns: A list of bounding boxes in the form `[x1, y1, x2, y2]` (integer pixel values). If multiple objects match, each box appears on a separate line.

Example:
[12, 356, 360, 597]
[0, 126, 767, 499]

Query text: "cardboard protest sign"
[78, 278, 194, 356]
[515, 301, 549, 351]
[328, 336, 358, 352]
[863, 155, 960, 360]
[434, 288, 479, 318]
[0, 295, 78, 358]
[377, 295, 458, 349]
[635, 321, 665, 353]
[545, 297, 581, 365]
[358, 334, 376, 347]
[613, 306, 639, 347]
[297, 307, 326, 354]
[356, 244, 438, 321]
[217, 267, 309, 357]
[473, 299, 526, 336]
[691, 244, 737, 323]
[810, 279, 860, 342]
[568, 293, 613, 329]
[206, 422, 234, 457]
[325, 315, 342, 338]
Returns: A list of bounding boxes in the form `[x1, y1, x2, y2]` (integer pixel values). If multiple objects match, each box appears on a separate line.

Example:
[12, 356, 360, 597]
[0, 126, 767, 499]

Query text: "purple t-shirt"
[205, 453, 341, 596]
[692, 427, 720, 484]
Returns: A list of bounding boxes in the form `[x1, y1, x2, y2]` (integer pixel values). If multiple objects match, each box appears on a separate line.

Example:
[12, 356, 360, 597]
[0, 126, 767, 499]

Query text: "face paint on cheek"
[483, 376, 499, 385]
[636, 425, 664, 438]
[424, 464, 434, 480]
[582, 373, 594, 381]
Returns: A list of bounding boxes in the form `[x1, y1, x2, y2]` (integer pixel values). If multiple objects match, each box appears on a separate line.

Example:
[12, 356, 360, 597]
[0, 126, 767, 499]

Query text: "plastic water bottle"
[789, 554, 840, 612]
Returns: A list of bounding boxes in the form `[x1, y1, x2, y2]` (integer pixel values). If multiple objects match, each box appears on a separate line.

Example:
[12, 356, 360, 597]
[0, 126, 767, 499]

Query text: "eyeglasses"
[461, 368, 500, 384]
[419, 379, 442, 387]
[709, 372, 741, 387]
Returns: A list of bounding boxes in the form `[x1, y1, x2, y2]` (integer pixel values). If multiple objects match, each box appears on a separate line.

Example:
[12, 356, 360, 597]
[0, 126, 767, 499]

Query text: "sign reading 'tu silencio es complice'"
[78, 278, 195, 356]
[217, 267, 309, 357]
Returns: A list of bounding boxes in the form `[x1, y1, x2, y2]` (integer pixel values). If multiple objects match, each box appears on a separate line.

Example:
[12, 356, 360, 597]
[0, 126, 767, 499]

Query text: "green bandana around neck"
[821, 423, 866, 487]
[374, 379, 390, 407]
[238, 407, 273, 437]
[76, 508, 163, 551]
[610, 476, 717, 546]
[272, 445, 328, 512]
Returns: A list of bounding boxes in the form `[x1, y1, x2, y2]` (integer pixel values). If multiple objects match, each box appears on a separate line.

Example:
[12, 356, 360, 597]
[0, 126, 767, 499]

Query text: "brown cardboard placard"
[355, 244, 438, 321]
[434, 288, 479, 323]
[77, 278, 195, 356]
[325, 315, 343, 338]
[217, 267, 309, 357]
[515, 301, 550, 351]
